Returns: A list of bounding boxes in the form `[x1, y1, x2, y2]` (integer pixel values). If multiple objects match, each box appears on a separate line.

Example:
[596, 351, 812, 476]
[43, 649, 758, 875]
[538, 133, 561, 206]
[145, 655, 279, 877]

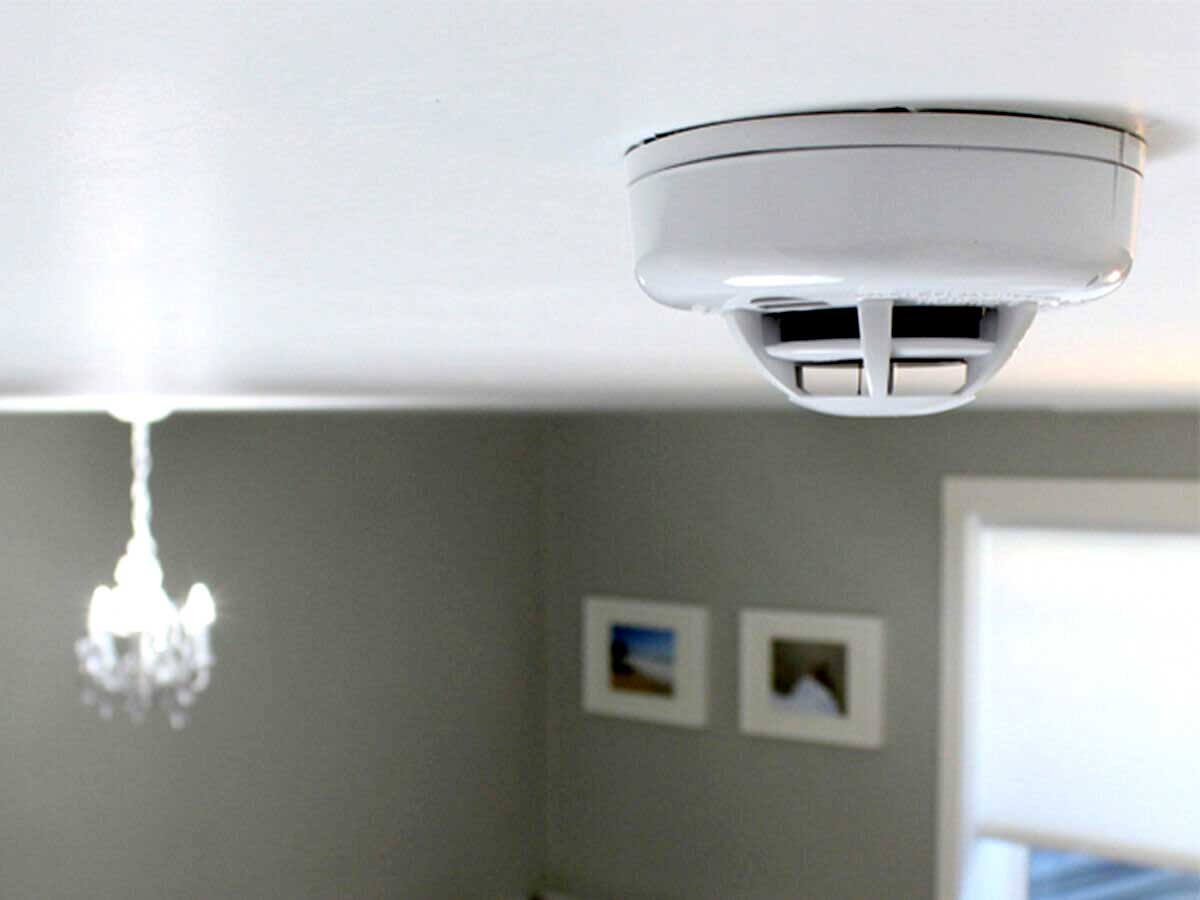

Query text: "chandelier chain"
[130, 420, 153, 547]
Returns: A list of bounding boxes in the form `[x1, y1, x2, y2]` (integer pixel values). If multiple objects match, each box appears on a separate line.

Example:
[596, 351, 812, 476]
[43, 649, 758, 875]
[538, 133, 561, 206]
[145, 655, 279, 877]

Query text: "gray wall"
[2, 410, 1196, 900]
[541, 411, 1200, 900]
[0, 414, 545, 899]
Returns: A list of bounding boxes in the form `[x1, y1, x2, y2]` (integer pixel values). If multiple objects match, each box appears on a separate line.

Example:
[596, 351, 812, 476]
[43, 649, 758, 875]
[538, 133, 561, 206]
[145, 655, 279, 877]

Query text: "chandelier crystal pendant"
[75, 414, 216, 728]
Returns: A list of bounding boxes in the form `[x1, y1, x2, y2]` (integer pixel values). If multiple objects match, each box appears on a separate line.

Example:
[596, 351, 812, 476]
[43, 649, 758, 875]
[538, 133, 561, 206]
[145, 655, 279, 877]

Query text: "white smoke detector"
[625, 110, 1144, 416]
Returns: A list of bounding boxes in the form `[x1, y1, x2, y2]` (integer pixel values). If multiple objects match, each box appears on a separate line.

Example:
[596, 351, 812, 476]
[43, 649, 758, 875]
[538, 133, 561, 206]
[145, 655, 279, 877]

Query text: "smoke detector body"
[625, 111, 1144, 415]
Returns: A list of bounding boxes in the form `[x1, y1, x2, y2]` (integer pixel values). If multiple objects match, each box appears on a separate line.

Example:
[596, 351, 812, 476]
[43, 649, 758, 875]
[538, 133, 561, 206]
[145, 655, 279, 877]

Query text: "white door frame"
[937, 477, 1200, 900]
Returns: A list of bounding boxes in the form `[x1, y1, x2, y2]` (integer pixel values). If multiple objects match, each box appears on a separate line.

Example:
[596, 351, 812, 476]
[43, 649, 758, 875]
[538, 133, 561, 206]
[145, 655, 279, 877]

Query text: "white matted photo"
[740, 609, 884, 748]
[583, 596, 708, 728]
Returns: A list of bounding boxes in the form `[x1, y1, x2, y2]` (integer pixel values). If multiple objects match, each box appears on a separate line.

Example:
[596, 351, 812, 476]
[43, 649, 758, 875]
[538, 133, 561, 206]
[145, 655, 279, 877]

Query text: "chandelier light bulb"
[75, 416, 218, 728]
[181, 583, 216, 633]
[87, 586, 115, 638]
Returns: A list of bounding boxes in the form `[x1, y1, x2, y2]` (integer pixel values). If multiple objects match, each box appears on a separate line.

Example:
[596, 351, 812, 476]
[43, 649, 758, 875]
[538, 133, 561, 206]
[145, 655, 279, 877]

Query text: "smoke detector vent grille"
[739, 299, 1038, 413]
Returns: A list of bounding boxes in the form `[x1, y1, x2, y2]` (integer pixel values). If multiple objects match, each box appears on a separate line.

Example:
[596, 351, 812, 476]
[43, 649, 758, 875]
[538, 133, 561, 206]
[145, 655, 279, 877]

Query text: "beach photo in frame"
[582, 596, 708, 728]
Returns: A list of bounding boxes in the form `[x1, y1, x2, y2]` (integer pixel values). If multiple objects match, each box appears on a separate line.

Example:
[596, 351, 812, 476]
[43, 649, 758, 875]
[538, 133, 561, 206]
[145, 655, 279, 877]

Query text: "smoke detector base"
[625, 110, 1144, 416]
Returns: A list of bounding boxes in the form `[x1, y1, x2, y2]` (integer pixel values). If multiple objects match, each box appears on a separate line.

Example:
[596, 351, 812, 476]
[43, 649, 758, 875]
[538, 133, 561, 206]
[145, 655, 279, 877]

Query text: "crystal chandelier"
[75, 415, 216, 728]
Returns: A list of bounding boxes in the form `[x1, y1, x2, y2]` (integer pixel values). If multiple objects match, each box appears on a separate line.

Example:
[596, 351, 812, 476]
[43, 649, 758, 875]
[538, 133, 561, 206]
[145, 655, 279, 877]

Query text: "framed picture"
[582, 596, 708, 728]
[740, 609, 884, 748]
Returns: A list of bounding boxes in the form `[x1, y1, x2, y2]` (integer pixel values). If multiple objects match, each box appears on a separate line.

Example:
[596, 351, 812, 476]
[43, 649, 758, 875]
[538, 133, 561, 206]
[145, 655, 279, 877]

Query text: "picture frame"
[739, 609, 884, 748]
[582, 596, 709, 728]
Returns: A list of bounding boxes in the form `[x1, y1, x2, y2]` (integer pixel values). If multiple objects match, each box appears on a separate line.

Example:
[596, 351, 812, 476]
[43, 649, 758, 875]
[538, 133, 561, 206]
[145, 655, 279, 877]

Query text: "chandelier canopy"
[75, 416, 216, 728]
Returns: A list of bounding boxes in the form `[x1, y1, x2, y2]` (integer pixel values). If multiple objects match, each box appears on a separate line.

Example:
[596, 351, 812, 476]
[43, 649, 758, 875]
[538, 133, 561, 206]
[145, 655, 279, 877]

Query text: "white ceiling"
[1, 1, 1196, 413]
